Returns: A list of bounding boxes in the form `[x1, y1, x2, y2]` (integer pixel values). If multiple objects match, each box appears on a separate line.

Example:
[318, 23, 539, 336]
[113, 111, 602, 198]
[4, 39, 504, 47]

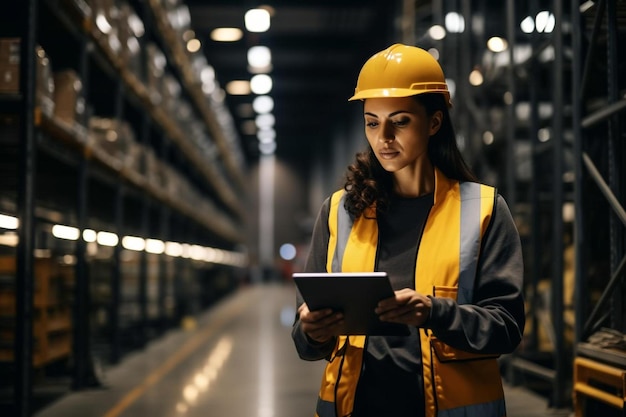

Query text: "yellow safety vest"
[316, 168, 506, 417]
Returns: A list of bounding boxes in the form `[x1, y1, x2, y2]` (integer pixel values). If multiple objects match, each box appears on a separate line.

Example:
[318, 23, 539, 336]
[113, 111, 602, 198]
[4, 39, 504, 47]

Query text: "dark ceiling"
[185, 0, 400, 171]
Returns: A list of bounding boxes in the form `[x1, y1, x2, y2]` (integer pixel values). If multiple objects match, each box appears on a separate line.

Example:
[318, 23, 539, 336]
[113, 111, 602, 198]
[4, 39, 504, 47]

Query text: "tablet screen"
[293, 272, 409, 336]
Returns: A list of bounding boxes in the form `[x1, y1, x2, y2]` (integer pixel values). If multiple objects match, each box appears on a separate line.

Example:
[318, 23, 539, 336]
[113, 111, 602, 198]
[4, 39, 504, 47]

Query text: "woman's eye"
[366, 121, 379, 128]
[392, 118, 410, 126]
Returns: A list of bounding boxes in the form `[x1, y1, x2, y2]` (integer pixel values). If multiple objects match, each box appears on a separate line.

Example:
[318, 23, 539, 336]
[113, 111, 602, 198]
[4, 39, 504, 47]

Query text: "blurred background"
[0, 0, 625, 416]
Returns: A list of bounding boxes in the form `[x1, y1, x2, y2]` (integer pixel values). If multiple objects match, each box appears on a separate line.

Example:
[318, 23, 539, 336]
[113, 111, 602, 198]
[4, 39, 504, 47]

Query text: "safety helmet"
[349, 43, 451, 107]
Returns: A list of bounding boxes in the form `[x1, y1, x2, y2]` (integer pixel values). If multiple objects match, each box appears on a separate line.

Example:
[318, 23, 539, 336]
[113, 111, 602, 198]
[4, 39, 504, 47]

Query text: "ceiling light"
[122, 235, 145, 251]
[469, 69, 484, 86]
[428, 48, 440, 60]
[248, 46, 272, 72]
[520, 16, 534, 34]
[0, 214, 18, 229]
[52, 224, 80, 241]
[225, 80, 251, 95]
[83, 229, 97, 242]
[186, 38, 201, 53]
[210, 27, 243, 42]
[97, 231, 119, 247]
[165, 241, 183, 257]
[250, 74, 272, 94]
[535, 11, 555, 33]
[146, 239, 165, 254]
[487, 37, 508, 52]
[445, 12, 465, 33]
[428, 25, 446, 41]
[245, 9, 271, 33]
[483, 131, 494, 145]
[259, 141, 276, 155]
[255, 113, 275, 130]
[253, 95, 274, 114]
[257, 128, 276, 143]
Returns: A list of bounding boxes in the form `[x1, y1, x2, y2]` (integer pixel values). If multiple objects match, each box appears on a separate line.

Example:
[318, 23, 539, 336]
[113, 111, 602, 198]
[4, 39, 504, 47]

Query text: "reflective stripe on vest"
[458, 181, 483, 304]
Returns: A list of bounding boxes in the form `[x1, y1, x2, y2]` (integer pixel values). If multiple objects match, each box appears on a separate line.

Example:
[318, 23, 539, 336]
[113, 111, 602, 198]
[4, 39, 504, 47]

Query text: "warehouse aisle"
[34, 283, 571, 417]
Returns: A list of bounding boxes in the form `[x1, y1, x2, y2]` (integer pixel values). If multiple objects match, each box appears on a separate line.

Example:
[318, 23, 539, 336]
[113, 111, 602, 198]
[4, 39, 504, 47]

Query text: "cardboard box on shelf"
[88, 116, 137, 167]
[0, 38, 20, 63]
[53, 69, 85, 125]
[0, 65, 19, 93]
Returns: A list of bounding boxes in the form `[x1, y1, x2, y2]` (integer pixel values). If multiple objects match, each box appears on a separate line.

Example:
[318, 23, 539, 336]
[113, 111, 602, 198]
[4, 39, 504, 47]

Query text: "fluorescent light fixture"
[520, 16, 535, 34]
[257, 128, 276, 143]
[165, 241, 183, 257]
[210, 27, 243, 42]
[146, 239, 165, 254]
[187, 38, 201, 53]
[255, 113, 275, 130]
[428, 25, 446, 40]
[250, 74, 272, 94]
[226, 80, 251, 95]
[445, 12, 465, 33]
[245, 9, 271, 33]
[122, 235, 145, 251]
[190, 245, 206, 261]
[469, 69, 484, 86]
[487, 37, 508, 52]
[248, 46, 272, 71]
[0, 214, 18, 229]
[259, 141, 277, 155]
[535, 11, 555, 33]
[253, 95, 274, 114]
[0, 233, 18, 247]
[97, 231, 119, 247]
[83, 229, 97, 242]
[52, 224, 80, 241]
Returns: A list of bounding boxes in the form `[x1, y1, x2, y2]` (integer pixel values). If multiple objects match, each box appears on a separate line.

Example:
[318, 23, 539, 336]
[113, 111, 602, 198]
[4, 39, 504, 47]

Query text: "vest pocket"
[431, 336, 500, 363]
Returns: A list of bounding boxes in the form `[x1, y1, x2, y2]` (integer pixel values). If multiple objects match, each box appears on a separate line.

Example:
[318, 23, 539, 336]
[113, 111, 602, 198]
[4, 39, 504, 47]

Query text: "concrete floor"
[34, 283, 573, 417]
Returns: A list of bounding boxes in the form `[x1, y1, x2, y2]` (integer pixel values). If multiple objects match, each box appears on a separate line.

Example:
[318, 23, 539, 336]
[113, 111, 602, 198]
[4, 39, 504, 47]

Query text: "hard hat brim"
[348, 87, 452, 108]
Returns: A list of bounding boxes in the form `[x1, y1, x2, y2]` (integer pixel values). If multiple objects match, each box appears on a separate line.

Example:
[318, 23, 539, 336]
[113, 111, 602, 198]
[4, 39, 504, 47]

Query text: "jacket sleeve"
[426, 194, 525, 355]
[292, 197, 337, 360]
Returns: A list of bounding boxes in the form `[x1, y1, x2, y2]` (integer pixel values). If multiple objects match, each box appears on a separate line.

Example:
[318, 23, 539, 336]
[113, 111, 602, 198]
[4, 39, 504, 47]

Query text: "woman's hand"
[298, 303, 344, 343]
[375, 288, 432, 327]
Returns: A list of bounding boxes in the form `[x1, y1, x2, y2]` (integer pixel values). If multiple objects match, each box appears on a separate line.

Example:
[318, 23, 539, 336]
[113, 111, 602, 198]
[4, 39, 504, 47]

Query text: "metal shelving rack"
[572, 0, 626, 415]
[1, 1, 249, 416]
[407, 0, 624, 414]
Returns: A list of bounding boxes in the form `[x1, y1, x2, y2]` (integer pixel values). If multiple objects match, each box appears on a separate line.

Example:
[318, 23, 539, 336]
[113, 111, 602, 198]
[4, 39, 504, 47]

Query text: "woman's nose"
[380, 122, 394, 142]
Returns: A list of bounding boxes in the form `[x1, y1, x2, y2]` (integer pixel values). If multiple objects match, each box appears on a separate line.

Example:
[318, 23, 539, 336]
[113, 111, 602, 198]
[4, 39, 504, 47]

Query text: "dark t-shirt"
[352, 193, 432, 417]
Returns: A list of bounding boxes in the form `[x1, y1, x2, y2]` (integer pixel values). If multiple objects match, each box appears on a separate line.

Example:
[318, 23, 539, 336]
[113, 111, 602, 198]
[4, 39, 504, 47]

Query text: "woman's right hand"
[298, 303, 344, 343]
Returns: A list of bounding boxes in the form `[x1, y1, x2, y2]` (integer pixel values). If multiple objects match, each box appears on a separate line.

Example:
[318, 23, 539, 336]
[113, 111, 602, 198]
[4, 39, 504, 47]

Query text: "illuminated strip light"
[97, 231, 119, 247]
[44, 224, 249, 267]
[122, 235, 145, 251]
[52, 225, 80, 240]
[0, 214, 19, 230]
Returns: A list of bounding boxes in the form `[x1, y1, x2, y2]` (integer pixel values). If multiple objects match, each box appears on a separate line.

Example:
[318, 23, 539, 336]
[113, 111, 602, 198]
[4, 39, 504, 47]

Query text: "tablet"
[292, 272, 409, 336]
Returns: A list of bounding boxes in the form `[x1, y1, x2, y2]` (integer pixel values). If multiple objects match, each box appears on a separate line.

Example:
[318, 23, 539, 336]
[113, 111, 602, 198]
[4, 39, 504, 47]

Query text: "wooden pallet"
[0, 255, 74, 367]
[574, 356, 626, 417]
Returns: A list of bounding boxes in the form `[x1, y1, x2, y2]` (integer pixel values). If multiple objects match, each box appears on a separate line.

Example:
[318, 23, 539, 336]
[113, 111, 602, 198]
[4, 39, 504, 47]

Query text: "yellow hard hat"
[349, 43, 451, 107]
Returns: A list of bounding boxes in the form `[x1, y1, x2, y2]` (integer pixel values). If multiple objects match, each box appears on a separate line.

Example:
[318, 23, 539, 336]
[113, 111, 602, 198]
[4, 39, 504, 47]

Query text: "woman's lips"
[378, 150, 399, 159]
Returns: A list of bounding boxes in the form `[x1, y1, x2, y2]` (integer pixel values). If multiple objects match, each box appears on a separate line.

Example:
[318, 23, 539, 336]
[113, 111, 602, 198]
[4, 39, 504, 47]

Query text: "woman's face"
[363, 96, 441, 175]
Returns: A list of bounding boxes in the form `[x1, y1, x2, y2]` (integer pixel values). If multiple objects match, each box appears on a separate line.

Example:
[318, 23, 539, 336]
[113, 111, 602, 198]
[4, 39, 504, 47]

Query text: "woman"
[292, 44, 525, 417]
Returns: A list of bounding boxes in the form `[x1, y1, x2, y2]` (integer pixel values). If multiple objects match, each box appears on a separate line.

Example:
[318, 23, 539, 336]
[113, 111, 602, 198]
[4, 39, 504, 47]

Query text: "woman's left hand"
[375, 288, 432, 327]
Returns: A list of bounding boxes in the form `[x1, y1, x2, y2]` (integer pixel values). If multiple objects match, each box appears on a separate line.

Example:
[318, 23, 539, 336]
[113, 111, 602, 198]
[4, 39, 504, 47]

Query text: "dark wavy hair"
[343, 93, 477, 218]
